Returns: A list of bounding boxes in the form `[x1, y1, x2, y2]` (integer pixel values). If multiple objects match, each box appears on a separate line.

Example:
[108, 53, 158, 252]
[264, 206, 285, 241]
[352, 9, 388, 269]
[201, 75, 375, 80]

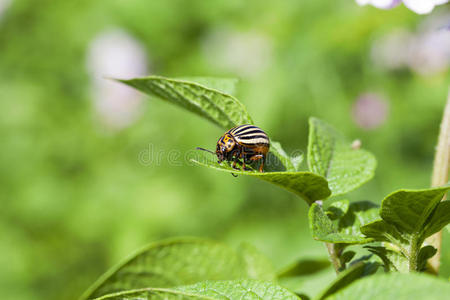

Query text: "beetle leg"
[249, 154, 264, 161]
[232, 158, 239, 169]
[232, 148, 241, 170]
[249, 154, 265, 172]
[240, 151, 246, 171]
[259, 155, 266, 173]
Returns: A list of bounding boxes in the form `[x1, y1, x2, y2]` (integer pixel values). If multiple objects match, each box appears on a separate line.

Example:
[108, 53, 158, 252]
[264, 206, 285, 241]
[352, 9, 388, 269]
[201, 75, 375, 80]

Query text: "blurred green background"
[0, 0, 449, 299]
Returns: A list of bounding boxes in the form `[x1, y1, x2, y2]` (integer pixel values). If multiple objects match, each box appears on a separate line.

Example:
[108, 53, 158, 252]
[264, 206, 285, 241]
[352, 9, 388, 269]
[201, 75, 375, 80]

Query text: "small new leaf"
[417, 245, 437, 272]
[307, 118, 376, 196]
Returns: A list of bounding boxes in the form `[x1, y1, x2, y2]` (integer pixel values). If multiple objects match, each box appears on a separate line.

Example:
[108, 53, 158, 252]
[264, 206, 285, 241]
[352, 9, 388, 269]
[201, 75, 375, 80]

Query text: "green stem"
[408, 238, 420, 272]
[325, 242, 342, 274]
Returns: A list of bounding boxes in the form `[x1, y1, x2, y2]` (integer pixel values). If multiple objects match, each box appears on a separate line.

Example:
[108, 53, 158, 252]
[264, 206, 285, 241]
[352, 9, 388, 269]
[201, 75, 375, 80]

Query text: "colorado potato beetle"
[198, 124, 270, 172]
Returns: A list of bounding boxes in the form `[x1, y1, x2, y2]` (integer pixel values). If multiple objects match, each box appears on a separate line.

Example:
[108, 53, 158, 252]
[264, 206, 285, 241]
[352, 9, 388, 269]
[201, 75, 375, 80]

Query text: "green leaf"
[383, 250, 408, 273]
[309, 203, 339, 242]
[361, 220, 410, 250]
[178, 77, 239, 95]
[291, 154, 304, 172]
[423, 201, 450, 238]
[315, 262, 379, 300]
[417, 245, 437, 272]
[94, 280, 301, 300]
[177, 280, 301, 300]
[120, 75, 292, 172]
[277, 258, 331, 278]
[93, 288, 198, 300]
[328, 273, 450, 300]
[380, 186, 449, 235]
[365, 246, 409, 273]
[270, 141, 302, 172]
[337, 201, 379, 238]
[339, 251, 356, 266]
[309, 202, 376, 244]
[237, 243, 276, 281]
[81, 238, 273, 300]
[191, 157, 330, 204]
[307, 118, 376, 196]
[118, 75, 253, 129]
[326, 200, 349, 220]
[280, 267, 336, 300]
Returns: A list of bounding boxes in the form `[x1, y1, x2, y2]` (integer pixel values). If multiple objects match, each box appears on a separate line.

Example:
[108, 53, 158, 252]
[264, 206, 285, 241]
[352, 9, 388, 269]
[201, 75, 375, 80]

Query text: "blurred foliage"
[0, 0, 448, 300]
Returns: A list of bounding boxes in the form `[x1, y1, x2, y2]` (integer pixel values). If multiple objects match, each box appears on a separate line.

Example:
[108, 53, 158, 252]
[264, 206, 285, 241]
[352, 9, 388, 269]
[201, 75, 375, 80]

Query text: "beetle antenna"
[196, 147, 215, 155]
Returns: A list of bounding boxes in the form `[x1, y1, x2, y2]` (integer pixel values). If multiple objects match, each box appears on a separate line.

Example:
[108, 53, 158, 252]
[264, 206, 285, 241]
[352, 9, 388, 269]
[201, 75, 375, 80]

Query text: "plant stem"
[426, 90, 450, 274]
[325, 242, 342, 274]
[409, 238, 419, 272]
[310, 199, 342, 274]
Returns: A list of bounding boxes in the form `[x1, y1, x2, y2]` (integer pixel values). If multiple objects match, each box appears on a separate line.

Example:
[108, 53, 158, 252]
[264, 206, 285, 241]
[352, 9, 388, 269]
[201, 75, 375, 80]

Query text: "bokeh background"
[0, 1, 449, 299]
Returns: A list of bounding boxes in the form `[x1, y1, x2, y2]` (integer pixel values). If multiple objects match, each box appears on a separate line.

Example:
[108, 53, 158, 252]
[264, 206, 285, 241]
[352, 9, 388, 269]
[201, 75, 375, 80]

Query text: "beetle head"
[216, 134, 235, 162]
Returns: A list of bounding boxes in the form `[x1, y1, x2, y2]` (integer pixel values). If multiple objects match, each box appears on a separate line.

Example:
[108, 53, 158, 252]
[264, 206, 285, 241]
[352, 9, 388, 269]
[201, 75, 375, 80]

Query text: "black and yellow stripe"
[228, 124, 270, 146]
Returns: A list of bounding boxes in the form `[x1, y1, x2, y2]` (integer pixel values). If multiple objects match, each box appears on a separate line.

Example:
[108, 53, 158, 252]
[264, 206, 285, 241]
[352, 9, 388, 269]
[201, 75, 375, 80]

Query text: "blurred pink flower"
[352, 93, 389, 130]
[356, 0, 449, 14]
[371, 13, 450, 76]
[86, 29, 148, 130]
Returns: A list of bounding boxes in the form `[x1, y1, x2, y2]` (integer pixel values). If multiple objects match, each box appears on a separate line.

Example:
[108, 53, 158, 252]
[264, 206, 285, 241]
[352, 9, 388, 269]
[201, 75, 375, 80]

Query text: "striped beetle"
[198, 124, 270, 172]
